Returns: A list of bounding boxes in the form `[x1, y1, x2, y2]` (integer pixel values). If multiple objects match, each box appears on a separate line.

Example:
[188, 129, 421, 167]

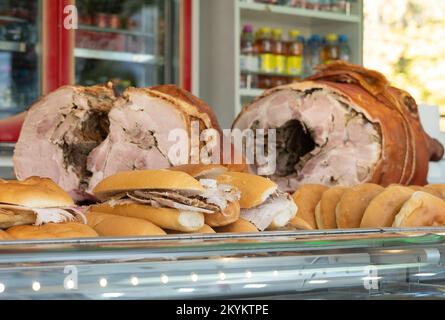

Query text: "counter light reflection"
[131, 277, 139, 286]
[160, 274, 169, 284]
[32, 281, 41, 291]
[0, 283, 5, 293]
[99, 278, 108, 288]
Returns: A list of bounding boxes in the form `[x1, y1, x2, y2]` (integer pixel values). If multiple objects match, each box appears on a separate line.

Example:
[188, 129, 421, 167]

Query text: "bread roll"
[315, 187, 347, 230]
[87, 212, 166, 236]
[0, 230, 13, 240]
[215, 219, 259, 233]
[166, 224, 216, 234]
[291, 184, 329, 229]
[424, 184, 445, 200]
[287, 217, 314, 230]
[393, 192, 445, 227]
[93, 170, 205, 201]
[7, 222, 98, 240]
[216, 172, 277, 209]
[91, 203, 204, 232]
[360, 186, 414, 228]
[205, 201, 240, 227]
[336, 184, 384, 229]
[169, 164, 228, 179]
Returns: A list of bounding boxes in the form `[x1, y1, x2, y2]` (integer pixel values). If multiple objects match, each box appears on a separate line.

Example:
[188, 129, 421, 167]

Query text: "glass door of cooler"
[0, 0, 41, 119]
[74, 0, 179, 93]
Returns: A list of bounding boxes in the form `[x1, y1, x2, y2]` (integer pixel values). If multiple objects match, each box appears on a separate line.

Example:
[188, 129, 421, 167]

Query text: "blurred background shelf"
[74, 48, 163, 65]
[78, 24, 154, 38]
[0, 15, 28, 23]
[239, 88, 264, 97]
[0, 40, 26, 53]
[239, 2, 361, 24]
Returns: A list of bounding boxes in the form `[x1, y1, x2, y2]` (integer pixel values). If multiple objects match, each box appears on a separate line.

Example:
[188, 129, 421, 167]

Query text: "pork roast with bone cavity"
[14, 84, 222, 201]
[233, 62, 444, 193]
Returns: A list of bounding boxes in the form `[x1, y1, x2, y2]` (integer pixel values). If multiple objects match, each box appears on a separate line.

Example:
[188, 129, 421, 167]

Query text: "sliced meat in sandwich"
[0, 177, 97, 239]
[216, 172, 297, 231]
[91, 170, 240, 232]
[169, 164, 241, 227]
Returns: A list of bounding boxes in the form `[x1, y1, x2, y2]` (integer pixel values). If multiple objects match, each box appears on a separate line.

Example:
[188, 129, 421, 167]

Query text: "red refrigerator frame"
[0, 0, 193, 142]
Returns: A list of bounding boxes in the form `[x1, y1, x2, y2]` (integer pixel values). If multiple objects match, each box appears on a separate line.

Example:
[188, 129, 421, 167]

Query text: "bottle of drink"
[338, 34, 351, 62]
[257, 27, 274, 89]
[272, 28, 286, 75]
[286, 30, 304, 79]
[240, 24, 258, 89]
[323, 33, 339, 64]
[256, 27, 274, 74]
[309, 34, 323, 72]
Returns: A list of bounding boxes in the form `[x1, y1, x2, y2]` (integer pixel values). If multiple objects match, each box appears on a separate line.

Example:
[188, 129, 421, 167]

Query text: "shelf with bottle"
[0, 40, 26, 53]
[240, 25, 352, 90]
[74, 48, 164, 65]
[239, 0, 360, 22]
[0, 15, 28, 23]
[78, 24, 155, 38]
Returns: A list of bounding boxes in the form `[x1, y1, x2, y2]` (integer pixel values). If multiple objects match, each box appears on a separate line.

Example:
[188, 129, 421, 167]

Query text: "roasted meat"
[14, 84, 117, 201]
[233, 62, 444, 192]
[14, 85, 223, 201]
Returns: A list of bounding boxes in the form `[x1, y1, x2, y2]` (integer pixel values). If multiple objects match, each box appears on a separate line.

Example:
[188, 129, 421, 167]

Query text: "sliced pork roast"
[233, 62, 444, 193]
[14, 84, 116, 201]
[86, 85, 222, 193]
[14, 85, 222, 201]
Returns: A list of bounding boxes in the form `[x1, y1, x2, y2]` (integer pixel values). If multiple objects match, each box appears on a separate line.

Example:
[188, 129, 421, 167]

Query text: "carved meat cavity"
[14, 85, 221, 201]
[233, 62, 444, 192]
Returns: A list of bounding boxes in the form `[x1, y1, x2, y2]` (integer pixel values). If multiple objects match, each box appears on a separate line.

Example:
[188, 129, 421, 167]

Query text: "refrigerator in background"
[0, 0, 40, 120]
[0, 0, 188, 179]
[74, 0, 180, 94]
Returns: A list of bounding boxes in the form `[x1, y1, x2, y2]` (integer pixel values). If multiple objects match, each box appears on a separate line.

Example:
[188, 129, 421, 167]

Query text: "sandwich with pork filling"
[91, 170, 240, 232]
[0, 177, 96, 239]
[216, 172, 297, 231]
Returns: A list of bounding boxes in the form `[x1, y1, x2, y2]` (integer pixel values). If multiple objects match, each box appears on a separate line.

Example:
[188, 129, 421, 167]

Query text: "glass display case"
[1, 228, 445, 300]
[0, 0, 41, 119]
[74, 0, 179, 94]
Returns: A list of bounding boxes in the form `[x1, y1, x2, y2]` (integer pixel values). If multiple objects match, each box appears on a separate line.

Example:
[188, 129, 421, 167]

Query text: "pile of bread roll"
[292, 184, 445, 230]
[2, 165, 445, 241]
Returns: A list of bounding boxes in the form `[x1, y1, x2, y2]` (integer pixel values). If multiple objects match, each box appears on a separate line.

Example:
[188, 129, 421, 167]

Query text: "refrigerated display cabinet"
[0, 1, 41, 120]
[1, 228, 445, 300]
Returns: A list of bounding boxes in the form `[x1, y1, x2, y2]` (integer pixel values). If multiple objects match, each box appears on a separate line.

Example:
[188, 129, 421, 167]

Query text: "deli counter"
[1, 228, 445, 300]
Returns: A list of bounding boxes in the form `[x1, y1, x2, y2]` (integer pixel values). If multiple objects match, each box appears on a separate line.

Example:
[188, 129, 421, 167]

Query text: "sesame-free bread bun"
[287, 217, 314, 231]
[7, 222, 98, 240]
[216, 172, 277, 209]
[0, 230, 13, 240]
[336, 184, 384, 229]
[360, 186, 415, 228]
[393, 192, 445, 227]
[0, 177, 74, 208]
[424, 184, 445, 200]
[205, 201, 240, 227]
[166, 224, 216, 234]
[169, 164, 228, 179]
[87, 211, 166, 237]
[315, 187, 348, 230]
[291, 184, 329, 229]
[93, 170, 205, 200]
[215, 219, 259, 233]
[91, 203, 204, 232]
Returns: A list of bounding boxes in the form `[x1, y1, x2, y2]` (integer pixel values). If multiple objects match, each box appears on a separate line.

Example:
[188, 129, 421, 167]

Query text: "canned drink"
[95, 13, 108, 28]
[109, 14, 121, 29]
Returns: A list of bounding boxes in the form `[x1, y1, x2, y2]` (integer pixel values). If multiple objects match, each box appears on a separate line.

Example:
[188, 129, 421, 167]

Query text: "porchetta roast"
[14, 84, 222, 201]
[233, 62, 444, 192]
